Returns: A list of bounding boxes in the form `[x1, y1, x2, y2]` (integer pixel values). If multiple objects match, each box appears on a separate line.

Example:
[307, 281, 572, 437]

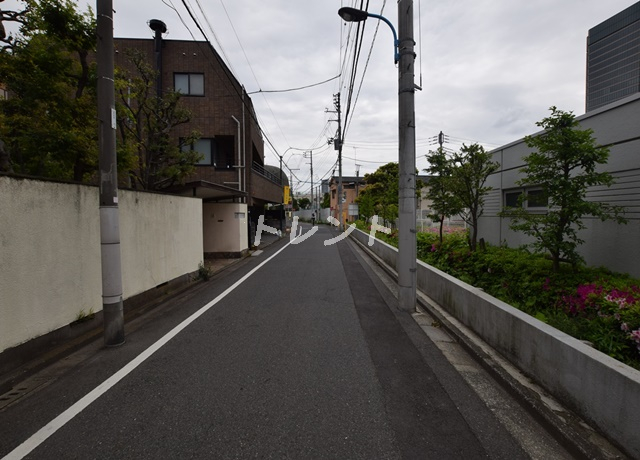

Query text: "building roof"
[588, 1, 640, 44]
[329, 176, 366, 185]
[165, 180, 247, 202]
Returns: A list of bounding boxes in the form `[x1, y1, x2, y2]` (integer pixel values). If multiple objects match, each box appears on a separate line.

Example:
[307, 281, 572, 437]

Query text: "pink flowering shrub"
[562, 282, 640, 356]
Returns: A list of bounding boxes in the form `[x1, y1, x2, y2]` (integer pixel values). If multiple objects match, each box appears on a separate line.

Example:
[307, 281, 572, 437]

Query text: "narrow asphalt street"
[0, 224, 575, 459]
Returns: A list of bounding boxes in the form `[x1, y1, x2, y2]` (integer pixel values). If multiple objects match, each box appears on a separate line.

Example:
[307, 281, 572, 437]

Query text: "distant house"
[329, 175, 366, 223]
[328, 174, 437, 227]
[114, 20, 283, 256]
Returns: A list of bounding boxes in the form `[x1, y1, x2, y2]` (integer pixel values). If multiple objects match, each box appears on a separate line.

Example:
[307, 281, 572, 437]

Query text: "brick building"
[329, 176, 366, 224]
[114, 20, 283, 255]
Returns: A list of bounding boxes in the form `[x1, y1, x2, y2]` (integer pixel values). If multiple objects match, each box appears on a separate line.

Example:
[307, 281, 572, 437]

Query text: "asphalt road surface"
[0, 224, 575, 459]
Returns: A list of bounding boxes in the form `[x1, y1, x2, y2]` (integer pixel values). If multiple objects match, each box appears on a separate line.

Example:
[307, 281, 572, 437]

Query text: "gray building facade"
[586, 1, 640, 112]
[478, 94, 640, 277]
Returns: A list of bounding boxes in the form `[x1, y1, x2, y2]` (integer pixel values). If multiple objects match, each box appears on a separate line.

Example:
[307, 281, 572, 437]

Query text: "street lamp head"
[338, 7, 369, 23]
[338, 7, 399, 63]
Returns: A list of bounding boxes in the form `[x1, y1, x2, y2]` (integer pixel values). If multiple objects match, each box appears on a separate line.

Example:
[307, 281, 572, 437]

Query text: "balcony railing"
[252, 162, 282, 185]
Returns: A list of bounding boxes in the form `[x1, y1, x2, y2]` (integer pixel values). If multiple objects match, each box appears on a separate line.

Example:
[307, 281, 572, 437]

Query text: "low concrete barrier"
[350, 228, 640, 458]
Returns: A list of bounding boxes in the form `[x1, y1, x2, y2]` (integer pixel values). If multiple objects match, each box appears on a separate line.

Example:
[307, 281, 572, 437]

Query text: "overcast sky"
[3, 0, 637, 193]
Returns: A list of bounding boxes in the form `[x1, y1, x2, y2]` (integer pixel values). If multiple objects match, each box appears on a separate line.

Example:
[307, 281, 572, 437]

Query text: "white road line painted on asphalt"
[3, 240, 293, 460]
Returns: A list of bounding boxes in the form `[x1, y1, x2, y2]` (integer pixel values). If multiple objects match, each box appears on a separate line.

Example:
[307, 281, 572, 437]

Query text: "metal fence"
[252, 162, 282, 185]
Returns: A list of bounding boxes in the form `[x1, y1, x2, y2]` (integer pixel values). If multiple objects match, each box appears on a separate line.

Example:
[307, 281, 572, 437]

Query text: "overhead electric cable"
[194, 0, 236, 73]
[247, 75, 340, 94]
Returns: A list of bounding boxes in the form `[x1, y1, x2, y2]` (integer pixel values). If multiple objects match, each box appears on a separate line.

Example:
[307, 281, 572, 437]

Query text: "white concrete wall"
[0, 176, 203, 353]
[350, 228, 640, 458]
[119, 190, 203, 297]
[203, 202, 248, 254]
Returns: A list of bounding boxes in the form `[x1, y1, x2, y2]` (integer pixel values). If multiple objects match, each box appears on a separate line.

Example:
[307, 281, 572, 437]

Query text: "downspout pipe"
[231, 115, 243, 199]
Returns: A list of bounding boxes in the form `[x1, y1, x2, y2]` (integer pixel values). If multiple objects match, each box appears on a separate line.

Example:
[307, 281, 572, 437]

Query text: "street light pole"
[338, 5, 417, 312]
[396, 0, 417, 312]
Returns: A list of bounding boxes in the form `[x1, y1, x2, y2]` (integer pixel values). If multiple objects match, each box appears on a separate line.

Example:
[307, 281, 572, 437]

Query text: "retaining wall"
[350, 228, 640, 458]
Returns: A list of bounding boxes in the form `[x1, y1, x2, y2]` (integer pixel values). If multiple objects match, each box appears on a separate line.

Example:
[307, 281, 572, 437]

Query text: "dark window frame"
[182, 138, 215, 166]
[503, 187, 548, 210]
[174, 72, 205, 96]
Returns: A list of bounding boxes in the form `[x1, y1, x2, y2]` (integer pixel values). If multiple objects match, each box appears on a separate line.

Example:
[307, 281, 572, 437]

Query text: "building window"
[183, 136, 235, 169]
[505, 191, 522, 208]
[213, 135, 235, 170]
[183, 138, 214, 165]
[504, 188, 547, 209]
[174, 73, 204, 96]
[526, 189, 547, 208]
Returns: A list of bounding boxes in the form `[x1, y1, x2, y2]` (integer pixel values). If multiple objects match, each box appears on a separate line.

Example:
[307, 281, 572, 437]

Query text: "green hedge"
[356, 220, 640, 369]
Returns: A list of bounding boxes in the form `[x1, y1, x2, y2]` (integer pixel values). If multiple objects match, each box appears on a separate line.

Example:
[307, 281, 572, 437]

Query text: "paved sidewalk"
[204, 232, 284, 274]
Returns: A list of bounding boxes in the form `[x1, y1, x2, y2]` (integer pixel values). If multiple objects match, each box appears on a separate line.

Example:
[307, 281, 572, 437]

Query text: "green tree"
[501, 107, 626, 271]
[358, 162, 400, 226]
[424, 147, 463, 244]
[451, 143, 499, 251]
[356, 191, 375, 221]
[0, 0, 98, 181]
[115, 49, 200, 190]
[321, 192, 330, 209]
[297, 197, 311, 209]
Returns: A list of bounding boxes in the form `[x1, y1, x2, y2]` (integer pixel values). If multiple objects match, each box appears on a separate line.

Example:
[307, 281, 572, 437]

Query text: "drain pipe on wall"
[231, 115, 243, 199]
[242, 88, 247, 204]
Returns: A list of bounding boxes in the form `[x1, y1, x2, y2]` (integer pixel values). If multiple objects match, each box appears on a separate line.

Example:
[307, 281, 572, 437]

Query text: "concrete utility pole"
[334, 93, 344, 230]
[304, 151, 314, 215]
[97, 0, 125, 346]
[396, 0, 417, 312]
[279, 155, 284, 231]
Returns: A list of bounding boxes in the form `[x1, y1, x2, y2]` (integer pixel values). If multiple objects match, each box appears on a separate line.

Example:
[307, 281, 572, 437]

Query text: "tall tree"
[451, 143, 499, 251]
[0, 0, 97, 181]
[115, 49, 200, 190]
[501, 107, 626, 271]
[424, 147, 463, 244]
[358, 162, 400, 226]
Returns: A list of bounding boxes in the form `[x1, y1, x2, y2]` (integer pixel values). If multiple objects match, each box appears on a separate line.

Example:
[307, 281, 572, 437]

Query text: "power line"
[247, 75, 340, 94]
[193, 0, 236, 74]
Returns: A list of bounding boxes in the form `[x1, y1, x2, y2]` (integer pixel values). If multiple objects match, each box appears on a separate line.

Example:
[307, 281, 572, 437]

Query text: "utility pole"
[304, 151, 314, 215]
[397, 0, 417, 312]
[279, 155, 284, 232]
[334, 93, 344, 230]
[289, 168, 299, 204]
[97, 0, 124, 346]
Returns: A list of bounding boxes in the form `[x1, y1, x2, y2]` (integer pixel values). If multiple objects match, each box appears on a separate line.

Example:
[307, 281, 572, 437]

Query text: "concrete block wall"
[0, 176, 203, 354]
[350, 228, 640, 458]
